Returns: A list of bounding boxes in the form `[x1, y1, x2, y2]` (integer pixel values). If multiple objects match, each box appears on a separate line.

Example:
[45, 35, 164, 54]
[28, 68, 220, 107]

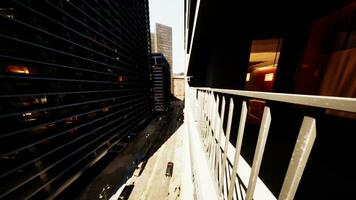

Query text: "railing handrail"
[194, 87, 356, 113]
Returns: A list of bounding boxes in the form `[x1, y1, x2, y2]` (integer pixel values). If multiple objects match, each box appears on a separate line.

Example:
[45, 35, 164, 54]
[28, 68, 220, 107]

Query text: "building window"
[245, 38, 282, 92]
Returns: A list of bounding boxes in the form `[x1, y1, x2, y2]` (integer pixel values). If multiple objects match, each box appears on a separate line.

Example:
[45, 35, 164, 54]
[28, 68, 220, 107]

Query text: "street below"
[57, 100, 184, 200]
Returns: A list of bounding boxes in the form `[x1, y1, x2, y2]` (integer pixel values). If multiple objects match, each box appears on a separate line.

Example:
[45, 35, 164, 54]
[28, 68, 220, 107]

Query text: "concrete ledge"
[185, 96, 220, 200]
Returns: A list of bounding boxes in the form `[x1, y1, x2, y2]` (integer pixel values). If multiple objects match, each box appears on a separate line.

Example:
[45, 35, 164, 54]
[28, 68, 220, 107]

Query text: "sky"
[149, 0, 184, 74]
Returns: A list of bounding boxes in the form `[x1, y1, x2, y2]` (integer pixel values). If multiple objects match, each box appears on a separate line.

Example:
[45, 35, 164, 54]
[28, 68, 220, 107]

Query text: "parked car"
[165, 162, 174, 177]
[133, 160, 147, 177]
[118, 184, 134, 200]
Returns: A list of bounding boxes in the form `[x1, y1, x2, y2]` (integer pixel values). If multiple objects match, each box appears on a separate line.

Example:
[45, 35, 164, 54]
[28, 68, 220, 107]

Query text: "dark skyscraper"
[0, 0, 152, 199]
[151, 53, 171, 112]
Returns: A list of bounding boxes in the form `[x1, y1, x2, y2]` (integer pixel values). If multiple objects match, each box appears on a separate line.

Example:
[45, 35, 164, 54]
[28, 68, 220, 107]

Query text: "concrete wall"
[173, 76, 185, 100]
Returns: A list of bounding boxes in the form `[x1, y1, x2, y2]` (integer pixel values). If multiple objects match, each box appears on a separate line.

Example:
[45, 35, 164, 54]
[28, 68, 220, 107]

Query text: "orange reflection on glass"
[6, 64, 37, 74]
[6, 65, 30, 74]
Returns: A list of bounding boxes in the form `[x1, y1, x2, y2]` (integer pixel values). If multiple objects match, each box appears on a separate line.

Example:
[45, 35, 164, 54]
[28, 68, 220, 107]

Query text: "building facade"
[172, 75, 185, 100]
[0, 0, 152, 199]
[151, 53, 171, 112]
[151, 23, 173, 92]
[152, 23, 173, 68]
[185, 0, 356, 199]
[151, 32, 157, 54]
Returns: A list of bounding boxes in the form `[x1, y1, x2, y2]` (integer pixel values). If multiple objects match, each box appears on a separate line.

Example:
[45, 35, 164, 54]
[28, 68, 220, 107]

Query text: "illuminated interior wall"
[245, 39, 282, 92]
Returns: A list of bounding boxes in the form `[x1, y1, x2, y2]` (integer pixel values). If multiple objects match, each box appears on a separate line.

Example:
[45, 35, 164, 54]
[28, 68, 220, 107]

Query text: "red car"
[166, 162, 174, 177]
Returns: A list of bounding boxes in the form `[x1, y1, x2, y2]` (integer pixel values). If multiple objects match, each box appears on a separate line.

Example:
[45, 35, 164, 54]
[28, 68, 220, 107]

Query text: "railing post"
[220, 98, 234, 195]
[216, 96, 226, 183]
[227, 101, 248, 200]
[245, 107, 272, 200]
[278, 117, 316, 200]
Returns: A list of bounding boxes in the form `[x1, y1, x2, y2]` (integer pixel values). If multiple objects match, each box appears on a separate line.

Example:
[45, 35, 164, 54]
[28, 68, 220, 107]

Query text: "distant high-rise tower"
[151, 23, 172, 92]
[151, 33, 157, 53]
[152, 23, 172, 67]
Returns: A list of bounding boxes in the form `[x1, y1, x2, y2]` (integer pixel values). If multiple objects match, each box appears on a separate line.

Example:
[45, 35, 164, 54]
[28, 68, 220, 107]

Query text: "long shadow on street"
[56, 99, 184, 200]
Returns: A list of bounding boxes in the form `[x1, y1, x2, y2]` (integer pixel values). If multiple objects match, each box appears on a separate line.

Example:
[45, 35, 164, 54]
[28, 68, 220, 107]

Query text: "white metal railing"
[186, 86, 356, 200]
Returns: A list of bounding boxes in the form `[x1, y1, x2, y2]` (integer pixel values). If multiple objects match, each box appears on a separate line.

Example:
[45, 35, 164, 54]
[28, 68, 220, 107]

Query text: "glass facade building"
[151, 53, 171, 112]
[0, 0, 152, 199]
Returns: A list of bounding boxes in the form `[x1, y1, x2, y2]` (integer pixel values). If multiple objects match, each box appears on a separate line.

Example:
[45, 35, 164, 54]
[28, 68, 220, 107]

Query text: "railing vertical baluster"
[216, 96, 226, 182]
[245, 107, 272, 200]
[199, 90, 204, 130]
[204, 92, 208, 143]
[195, 90, 198, 118]
[227, 101, 248, 200]
[220, 98, 234, 195]
[278, 117, 316, 200]
[203, 91, 209, 145]
[202, 91, 206, 137]
[205, 92, 214, 148]
[212, 95, 220, 173]
[197, 90, 200, 122]
[202, 91, 206, 139]
[207, 93, 213, 152]
[210, 95, 220, 169]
